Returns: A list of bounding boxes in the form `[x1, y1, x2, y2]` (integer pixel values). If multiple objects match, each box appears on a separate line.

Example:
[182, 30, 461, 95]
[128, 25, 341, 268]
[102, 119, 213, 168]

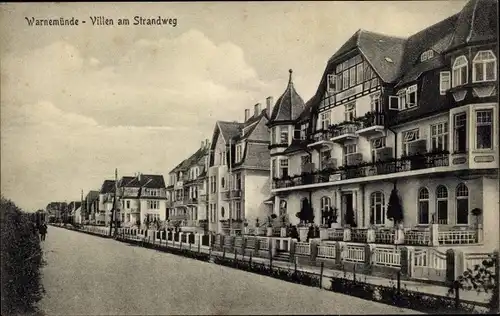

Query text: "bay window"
[300, 124, 308, 140]
[405, 85, 418, 108]
[279, 158, 289, 178]
[476, 110, 493, 150]
[343, 144, 357, 164]
[280, 126, 289, 144]
[271, 159, 277, 179]
[235, 144, 243, 162]
[473, 50, 497, 82]
[431, 122, 449, 152]
[454, 113, 467, 153]
[452, 56, 468, 87]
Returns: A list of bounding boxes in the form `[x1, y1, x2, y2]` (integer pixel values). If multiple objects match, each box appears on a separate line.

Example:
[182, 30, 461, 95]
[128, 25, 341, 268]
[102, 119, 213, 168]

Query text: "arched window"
[436, 185, 448, 224]
[370, 192, 385, 225]
[473, 50, 497, 82]
[320, 196, 331, 225]
[456, 183, 469, 225]
[221, 207, 225, 218]
[452, 56, 468, 87]
[418, 188, 429, 224]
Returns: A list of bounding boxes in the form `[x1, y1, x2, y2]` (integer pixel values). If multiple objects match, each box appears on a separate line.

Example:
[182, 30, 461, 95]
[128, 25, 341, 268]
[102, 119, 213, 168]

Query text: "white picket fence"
[343, 244, 365, 262]
[295, 242, 311, 256]
[372, 246, 401, 267]
[317, 244, 336, 259]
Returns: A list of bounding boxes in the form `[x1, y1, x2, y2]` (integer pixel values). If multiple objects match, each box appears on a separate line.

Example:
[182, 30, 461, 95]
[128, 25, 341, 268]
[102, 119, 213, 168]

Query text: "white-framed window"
[280, 126, 289, 144]
[342, 69, 349, 89]
[147, 200, 159, 209]
[420, 50, 434, 62]
[327, 74, 337, 93]
[271, 158, 277, 179]
[370, 92, 381, 113]
[235, 144, 243, 162]
[210, 176, 217, 193]
[454, 113, 467, 153]
[320, 150, 332, 169]
[476, 110, 493, 150]
[279, 200, 287, 216]
[431, 122, 449, 152]
[456, 183, 469, 225]
[344, 102, 356, 122]
[472, 50, 497, 82]
[405, 85, 418, 109]
[436, 185, 448, 224]
[371, 137, 386, 162]
[356, 63, 364, 84]
[320, 196, 332, 225]
[402, 128, 419, 156]
[349, 67, 356, 87]
[320, 111, 331, 130]
[343, 144, 357, 164]
[300, 124, 308, 140]
[370, 191, 385, 225]
[440, 71, 451, 95]
[452, 55, 468, 87]
[418, 187, 429, 225]
[279, 158, 289, 178]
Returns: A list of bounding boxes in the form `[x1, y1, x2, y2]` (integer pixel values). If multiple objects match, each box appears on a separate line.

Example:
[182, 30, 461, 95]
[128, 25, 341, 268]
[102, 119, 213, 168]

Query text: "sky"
[0, 1, 467, 211]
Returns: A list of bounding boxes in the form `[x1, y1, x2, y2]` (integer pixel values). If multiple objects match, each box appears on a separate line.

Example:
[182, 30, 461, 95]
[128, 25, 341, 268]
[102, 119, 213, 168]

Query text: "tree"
[387, 187, 403, 226]
[449, 252, 498, 313]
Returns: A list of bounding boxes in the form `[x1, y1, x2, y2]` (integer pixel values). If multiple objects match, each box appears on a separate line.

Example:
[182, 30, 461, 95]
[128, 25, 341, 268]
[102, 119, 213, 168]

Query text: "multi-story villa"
[208, 101, 271, 235]
[98, 180, 116, 226]
[166, 140, 210, 232]
[84, 190, 99, 224]
[269, 0, 499, 251]
[117, 173, 168, 227]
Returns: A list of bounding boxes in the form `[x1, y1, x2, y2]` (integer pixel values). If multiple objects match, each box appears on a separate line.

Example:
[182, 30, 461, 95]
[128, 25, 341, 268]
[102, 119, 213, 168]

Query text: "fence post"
[294, 256, 297, 275]
[234, 250, 237, 261]
[320, 261, 324, 289]
[198, 240, 201, 253]
[270, 254, 273, 270]
[353, 265, 356, 282]
[397, 270, 401, 295]
[209, 247, 212, 260]
[454, 280, 460, 309]
[223, 248, 226, 259]
[249, 252, 253, 266]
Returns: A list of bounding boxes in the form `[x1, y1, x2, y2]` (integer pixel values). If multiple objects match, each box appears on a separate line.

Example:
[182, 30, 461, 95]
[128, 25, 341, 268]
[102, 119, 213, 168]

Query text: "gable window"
[349, 66, 356, 87]
[405, 85, 418, 109]
[320, 196, 332, 226]
[476, 110, 493, 150]
[402, 129, 419, 156]
[420, 50, 434, 62]
[473, 50, 497, 82]
[452, 56, 468, 87]
[456, 183, 469, 225]
[327, 74, 337, 93]
[279, 158, 289, 178]
[440, 71, 451, 95]
[454, 113, 467, 153]
[235, 144, 243, 162]
[344, 102, 356, 122]
[431, 122, 449, 152]
[370, 191, 385, 225]
[436, 185, 448, 224]
[280, 126, 289, 144]
[418, 188, 429, 225]
[320, 111, 331, 130]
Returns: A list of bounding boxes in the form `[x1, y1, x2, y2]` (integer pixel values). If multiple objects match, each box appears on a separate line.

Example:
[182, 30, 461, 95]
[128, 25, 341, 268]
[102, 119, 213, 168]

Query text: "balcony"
[220, 220, 243, 230]
[222, 189, 242, 200]
[272, 151, 450, 189]
[186, 197, 198, 205]
[355, 112, 386, 138]
[128, 208, 140, 214]
[330, 123, 359, 143]
[166, 201, 174, 208]
[173, 200, 186, 207]
[169, 214, 188, 221]
[308, 130, 335, 149]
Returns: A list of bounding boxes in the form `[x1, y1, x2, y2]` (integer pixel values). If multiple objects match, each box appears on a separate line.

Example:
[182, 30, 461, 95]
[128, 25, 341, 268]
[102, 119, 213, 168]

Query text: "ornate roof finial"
[288, 69, 293, 84]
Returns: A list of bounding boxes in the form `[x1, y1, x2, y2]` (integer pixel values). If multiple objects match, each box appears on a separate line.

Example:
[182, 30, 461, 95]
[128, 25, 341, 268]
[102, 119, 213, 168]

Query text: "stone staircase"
[273, 251, 291, 262]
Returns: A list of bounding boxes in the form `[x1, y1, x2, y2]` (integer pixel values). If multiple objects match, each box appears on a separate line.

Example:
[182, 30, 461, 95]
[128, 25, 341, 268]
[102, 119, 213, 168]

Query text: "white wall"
[243, 170, 270, 227]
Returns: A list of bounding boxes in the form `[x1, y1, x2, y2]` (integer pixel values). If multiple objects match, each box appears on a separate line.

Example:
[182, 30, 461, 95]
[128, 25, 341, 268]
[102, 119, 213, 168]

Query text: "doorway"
[342, 192, 356, 227]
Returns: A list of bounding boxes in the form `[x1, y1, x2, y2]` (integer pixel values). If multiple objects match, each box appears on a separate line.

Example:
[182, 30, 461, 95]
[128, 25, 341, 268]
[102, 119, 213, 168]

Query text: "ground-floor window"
[436, 185, 448, 224]
[456, 183, 469, 224]
[320, 196, 331, 225]
[418, 188, 429, 224]
[370, 191, 385, 225]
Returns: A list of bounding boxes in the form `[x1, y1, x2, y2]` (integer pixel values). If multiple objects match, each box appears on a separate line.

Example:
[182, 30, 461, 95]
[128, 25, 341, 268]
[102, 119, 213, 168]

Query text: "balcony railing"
[186, 197, 198, 205]
[222, 190, 242, 200]
[220, 220, 243, 230]
[169, 214, 188, 221]
[273, 151, 450, 189]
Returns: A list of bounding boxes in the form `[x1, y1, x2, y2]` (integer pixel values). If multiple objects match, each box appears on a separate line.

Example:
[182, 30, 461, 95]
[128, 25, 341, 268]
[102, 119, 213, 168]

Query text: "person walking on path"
[39, 223, 48, 241]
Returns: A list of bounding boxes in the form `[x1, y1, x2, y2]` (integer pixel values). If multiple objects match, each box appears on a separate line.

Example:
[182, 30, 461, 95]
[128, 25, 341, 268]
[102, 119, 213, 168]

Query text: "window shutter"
[389, 96, 400, 110]
[439, 71, 451, 95]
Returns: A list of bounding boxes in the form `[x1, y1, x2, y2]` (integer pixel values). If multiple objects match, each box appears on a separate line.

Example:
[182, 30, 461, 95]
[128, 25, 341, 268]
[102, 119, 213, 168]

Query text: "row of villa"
[48, 0, 498, 283]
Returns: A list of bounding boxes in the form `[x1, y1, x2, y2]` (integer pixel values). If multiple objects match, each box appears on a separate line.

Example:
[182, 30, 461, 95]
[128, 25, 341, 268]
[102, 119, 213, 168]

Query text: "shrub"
[1, 197, 44, 315]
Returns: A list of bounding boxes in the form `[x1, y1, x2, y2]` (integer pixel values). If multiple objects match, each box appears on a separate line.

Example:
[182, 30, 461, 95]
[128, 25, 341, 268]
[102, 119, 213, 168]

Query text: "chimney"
[254, 103, 261, 117]
[138, 173, 142, 182]
[201, 140, 205, 148]
[205, 139, 210, 148]
[244, 109, 250, 121]
[266, 96, 273, 116]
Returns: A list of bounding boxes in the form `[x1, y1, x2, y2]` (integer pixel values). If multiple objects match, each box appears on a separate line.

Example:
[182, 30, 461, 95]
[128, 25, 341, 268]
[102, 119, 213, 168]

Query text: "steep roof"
[234, 142, 270, 170]
[99, 180, 116, 194]
[446, 0, 498, 51]
[120, 174, 166, 189]
[85, 190, 99, 202]
[218, 121, 242, 142]
[269, 69, 306, 122]
[327, 29, 407, 83]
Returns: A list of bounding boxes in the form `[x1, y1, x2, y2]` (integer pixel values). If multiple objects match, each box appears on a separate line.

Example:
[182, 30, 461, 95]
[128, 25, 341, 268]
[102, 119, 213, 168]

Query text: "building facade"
[270, 0, 499, 251]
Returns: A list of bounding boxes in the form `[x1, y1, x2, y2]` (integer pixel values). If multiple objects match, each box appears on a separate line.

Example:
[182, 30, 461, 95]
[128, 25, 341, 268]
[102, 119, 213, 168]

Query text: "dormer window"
[452, 55, 468, 87]
[235, 143, 243, 163]
[473, 50, 497, 83]
[405, 85, 418, 109]
[389, 85, 417, 110]
[420, 50, 435, 62]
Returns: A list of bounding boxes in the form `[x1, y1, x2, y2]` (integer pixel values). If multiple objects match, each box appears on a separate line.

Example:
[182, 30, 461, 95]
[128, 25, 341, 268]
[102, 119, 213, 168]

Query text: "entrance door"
[342, 192, 356, 227]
